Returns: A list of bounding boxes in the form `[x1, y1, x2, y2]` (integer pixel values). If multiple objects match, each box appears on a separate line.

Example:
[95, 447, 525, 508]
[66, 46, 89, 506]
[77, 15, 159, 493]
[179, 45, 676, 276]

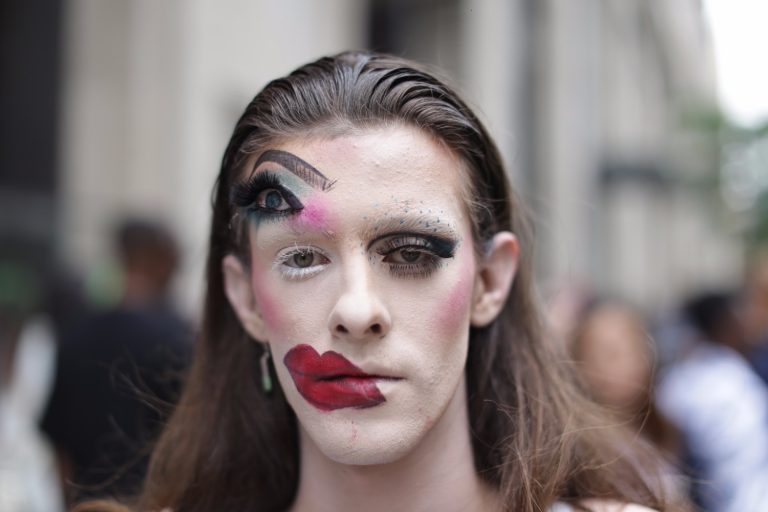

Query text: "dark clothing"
[41, 301, 192, 500]
[749, 343, 768, 386]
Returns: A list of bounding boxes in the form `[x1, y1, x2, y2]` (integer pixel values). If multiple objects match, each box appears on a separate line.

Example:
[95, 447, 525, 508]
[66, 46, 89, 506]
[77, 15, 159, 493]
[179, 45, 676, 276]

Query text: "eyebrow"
[361, 214, 459, 249]
[251, 149, 336, 192]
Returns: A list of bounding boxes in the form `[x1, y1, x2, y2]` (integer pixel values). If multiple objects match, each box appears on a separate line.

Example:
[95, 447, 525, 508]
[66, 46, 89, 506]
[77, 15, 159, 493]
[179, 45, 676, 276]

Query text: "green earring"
[260, 344, 273, 393]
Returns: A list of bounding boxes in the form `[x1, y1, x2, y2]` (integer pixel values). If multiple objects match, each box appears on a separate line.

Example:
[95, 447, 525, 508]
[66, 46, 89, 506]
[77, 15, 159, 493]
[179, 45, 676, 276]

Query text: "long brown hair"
[82, 51, 674, 512]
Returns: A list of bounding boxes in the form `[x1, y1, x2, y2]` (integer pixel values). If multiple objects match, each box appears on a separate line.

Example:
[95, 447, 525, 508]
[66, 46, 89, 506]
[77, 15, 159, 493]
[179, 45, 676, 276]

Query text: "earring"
[260, 344, 273, 393]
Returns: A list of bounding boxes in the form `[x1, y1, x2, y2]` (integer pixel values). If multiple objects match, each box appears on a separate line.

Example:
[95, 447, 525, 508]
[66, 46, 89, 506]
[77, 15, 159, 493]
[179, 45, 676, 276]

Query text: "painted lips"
[283, 344, 387, 411]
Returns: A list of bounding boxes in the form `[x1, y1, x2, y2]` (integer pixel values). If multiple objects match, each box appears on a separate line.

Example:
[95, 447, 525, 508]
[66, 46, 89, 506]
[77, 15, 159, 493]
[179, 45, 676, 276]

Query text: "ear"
[471, 232, 520, 327]
[222, 254, 268, 341]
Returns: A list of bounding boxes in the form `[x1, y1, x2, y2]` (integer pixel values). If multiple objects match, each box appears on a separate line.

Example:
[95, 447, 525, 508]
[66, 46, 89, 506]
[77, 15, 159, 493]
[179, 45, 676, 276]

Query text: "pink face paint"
[283, 344, 388, 411]
[290, 197, 331, 233]
[437, 243, 475, 333]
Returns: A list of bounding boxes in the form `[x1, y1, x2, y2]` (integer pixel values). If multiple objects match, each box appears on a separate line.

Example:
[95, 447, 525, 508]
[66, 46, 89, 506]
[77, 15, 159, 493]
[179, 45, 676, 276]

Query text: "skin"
[576, 305, 651, 411]
[224, 124, 518, 512]
[245, 125, 481, 468]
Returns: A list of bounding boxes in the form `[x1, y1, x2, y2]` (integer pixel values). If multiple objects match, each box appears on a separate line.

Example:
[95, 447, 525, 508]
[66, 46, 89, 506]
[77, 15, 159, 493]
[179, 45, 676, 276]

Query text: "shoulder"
[579, 500, 658, 512]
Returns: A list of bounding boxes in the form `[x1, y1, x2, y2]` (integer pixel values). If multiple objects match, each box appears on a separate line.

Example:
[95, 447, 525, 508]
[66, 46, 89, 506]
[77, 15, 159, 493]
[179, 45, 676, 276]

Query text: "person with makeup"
[77, 52, 680, 512]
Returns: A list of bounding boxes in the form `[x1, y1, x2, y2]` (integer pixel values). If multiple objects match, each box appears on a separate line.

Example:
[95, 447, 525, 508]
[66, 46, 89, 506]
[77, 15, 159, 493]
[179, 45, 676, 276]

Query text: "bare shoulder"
[580, 500, 658, 512]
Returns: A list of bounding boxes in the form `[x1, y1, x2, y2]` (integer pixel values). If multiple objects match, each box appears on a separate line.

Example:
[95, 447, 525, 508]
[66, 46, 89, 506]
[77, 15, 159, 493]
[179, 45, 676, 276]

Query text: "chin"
[303, 413, 431, 466]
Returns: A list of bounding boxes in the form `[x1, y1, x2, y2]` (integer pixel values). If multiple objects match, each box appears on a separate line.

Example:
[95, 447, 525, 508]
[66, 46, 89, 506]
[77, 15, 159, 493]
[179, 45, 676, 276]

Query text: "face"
[229, 125, 479, 465]
[577, 305, 651, 409]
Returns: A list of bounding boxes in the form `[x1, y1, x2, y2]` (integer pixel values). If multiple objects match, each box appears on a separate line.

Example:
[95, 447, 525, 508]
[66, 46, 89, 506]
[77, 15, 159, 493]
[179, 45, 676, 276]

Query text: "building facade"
[50, 0, 736, 315]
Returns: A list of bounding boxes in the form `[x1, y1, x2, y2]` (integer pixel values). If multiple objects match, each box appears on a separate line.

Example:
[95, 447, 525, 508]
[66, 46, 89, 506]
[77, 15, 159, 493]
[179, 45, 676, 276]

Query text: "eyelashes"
[375, 235, 456, 279]
[274, 246, 331, 281]
[230, 172, 304, 222]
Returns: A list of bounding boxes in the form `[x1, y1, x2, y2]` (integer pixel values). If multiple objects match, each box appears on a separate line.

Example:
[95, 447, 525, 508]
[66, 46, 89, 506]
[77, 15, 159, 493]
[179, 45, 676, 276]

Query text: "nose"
[328, 262, 392, 341]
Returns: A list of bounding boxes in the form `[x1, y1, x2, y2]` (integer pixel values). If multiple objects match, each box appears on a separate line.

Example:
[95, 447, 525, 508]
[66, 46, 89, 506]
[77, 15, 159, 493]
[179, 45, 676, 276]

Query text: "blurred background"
[2, 0, 768, 510]
[3, 0, 767, 314]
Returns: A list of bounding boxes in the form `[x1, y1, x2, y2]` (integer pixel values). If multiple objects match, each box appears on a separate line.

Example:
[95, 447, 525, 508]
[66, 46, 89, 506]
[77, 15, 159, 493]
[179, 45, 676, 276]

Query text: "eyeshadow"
[230, 172, 304, 225]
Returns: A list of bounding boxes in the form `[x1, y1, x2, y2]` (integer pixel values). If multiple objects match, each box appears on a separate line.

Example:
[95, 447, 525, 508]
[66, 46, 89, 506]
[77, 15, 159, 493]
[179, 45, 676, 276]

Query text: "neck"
[289, 380, 499, 512]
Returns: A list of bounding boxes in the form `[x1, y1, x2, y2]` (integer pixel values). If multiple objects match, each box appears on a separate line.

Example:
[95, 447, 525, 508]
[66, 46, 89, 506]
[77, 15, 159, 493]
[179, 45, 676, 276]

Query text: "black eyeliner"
[372, 232, 457, 259]
[230, 172, 304, 217]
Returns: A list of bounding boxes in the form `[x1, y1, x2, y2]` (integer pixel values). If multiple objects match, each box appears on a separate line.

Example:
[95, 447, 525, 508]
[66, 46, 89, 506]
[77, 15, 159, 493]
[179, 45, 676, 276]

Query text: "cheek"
[435, 245, 476, 337]
[438, 275, 473, 337]
[249, 264, 283, 333]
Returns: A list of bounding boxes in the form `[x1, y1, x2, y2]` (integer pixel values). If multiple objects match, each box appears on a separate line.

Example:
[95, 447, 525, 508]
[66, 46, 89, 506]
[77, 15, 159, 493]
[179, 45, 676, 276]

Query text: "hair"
[78, 51, 675, 512]
[681, 290, 737, 342]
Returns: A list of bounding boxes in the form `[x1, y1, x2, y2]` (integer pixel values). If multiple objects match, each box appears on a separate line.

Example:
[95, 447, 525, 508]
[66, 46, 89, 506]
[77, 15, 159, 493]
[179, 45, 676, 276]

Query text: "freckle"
[433, 228, 437, 232]
[425, 222, 430, 227]
[400, 220, 404, 224]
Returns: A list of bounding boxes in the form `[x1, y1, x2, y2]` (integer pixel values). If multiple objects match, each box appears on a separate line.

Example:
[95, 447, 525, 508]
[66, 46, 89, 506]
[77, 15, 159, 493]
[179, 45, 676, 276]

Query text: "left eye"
[256, 188, 291, 212]
[384, 248, 429, 264]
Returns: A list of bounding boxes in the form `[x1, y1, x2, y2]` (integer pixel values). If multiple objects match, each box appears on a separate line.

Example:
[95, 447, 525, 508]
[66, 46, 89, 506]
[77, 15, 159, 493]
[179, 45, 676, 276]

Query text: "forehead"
[252, 125, 469, 216]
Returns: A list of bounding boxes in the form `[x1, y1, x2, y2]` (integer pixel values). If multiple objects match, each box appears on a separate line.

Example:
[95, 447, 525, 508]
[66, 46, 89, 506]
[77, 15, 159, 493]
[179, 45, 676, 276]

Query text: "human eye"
[230, 171, 303, 220]
[256, 188, 292, 212]
[375, 234, 456, 279]
[274, 246, 330, 281]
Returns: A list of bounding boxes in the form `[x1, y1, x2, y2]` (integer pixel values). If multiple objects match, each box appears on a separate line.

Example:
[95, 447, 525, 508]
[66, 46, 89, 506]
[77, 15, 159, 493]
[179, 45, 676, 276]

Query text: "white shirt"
[657, 342, 768, 512]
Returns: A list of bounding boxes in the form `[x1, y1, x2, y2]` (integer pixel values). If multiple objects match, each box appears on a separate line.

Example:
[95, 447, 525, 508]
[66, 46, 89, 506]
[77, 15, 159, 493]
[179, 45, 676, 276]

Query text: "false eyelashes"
[375, 234, 457, 279]
[230, 171, 304, 221]
[374, 234, 457, 259]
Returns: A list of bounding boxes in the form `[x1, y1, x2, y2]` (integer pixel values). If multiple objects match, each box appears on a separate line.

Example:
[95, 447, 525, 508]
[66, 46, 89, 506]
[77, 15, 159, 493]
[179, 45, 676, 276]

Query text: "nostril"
[336, 325, 349, 334]
[370, 324, 382, 335]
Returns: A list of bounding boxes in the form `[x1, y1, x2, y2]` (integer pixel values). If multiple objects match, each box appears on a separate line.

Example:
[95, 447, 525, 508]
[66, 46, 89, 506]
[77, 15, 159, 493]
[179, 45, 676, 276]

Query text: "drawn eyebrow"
[251, 149, 336, 192]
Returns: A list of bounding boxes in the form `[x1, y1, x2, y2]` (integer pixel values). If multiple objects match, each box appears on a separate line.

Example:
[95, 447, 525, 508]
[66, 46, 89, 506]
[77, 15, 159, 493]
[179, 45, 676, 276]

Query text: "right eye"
[256, 188, 291, 212]
[284, 250, 325, 269]
[275, 247, 331, 281]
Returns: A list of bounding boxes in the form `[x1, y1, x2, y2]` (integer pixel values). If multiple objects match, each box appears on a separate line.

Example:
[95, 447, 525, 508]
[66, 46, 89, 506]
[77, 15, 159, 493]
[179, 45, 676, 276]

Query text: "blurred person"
[742, 250, 768, 384]
[570, 300, 678, 456]
[41, 219, 193, 504]
[657, 291, 768, 512]
[0, 254, 65, 512]
[42, 264, 92, 345]
[77, 52, 679, 512]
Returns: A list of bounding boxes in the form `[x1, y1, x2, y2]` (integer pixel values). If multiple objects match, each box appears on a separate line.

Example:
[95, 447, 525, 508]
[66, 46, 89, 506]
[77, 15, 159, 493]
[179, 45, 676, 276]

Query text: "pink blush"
[438, 269, 473, 333]
[437, 243, 476, 334]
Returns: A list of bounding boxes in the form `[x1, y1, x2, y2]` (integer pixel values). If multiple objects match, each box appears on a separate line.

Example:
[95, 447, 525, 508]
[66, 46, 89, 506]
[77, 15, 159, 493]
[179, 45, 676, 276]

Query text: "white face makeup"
[235, 125, 479, 465]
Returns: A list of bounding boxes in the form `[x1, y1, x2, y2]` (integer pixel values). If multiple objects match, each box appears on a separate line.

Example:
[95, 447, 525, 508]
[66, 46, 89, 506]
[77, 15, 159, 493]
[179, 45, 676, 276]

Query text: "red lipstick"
[283, 344, 386, 411]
